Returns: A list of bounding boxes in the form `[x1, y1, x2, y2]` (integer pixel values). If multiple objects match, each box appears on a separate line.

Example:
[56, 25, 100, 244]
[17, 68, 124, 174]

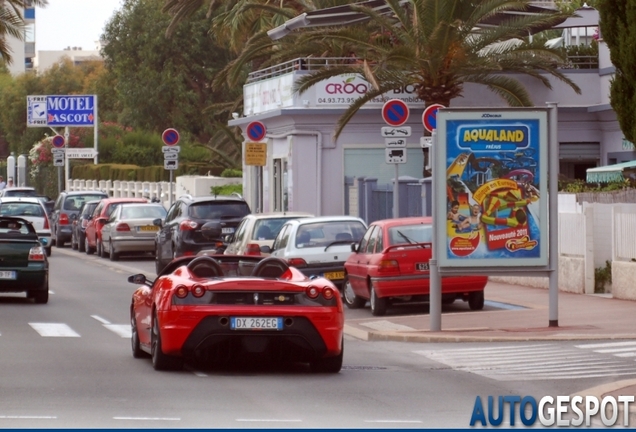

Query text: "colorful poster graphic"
[437, 110, 548, 267]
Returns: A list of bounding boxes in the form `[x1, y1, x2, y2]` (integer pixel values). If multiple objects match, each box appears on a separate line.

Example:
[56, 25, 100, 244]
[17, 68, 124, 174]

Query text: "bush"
[221, 168, 243, 178]
[210, 184, 243, 196]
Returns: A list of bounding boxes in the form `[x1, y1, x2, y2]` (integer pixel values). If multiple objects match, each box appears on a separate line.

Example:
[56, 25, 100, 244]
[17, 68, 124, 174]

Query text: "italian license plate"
[0, 270, 16, 280]
[323, 271, 344, 280]
[222, 227, 235, 234]
[138, 225, 159, 232]
[416, 262, 429, 271]
[231, 317, 282, 330]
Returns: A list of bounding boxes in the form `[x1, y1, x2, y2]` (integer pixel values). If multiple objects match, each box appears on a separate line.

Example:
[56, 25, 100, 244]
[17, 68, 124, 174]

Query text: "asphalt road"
[0, 248, 630, 428]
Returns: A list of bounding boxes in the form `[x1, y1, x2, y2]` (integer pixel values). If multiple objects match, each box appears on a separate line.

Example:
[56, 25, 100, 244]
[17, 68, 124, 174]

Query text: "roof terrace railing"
[246, 57, 362, 84]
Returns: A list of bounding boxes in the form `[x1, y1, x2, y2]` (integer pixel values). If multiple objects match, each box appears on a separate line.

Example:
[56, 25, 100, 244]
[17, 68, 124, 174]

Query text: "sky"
[35, 0, 124, 51]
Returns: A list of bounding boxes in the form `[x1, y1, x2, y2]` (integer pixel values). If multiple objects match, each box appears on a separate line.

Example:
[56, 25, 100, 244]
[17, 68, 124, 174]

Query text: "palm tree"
[0, 0, 48, 65]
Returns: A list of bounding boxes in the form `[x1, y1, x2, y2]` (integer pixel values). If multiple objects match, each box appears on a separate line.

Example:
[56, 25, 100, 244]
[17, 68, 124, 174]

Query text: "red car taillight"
[116, 223, 131, 232]
[306, 285, 336, 300]
[43, 215, 50, 229]
[245, 243, 261, 256]
[29, 246, 46, 261]
[179, 220, 198, 231]
[322, 286, 335, 300]
[191, 284, 205, 298]
[287, 258, 307, 268]
[306, 286, 319, 299]
[59, 213, 69, 225]
[378, 259, 400, 273]
[175, 285, 189, 298]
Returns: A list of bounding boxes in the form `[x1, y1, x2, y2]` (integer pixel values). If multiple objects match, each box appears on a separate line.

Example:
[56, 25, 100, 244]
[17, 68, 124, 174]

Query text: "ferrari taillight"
[175, 285, 189, 298]
[28, 246, 45, 261]
[191, 284, 205, 298]
[59, 213, 69, 225]
[179, 220, 198, 231]
[306, 286, 319, 299]
[116, 223, 131, 232]
[287, 258, 307, 267]
[245, 243, 261, 256]
[322, 287, 335, 300]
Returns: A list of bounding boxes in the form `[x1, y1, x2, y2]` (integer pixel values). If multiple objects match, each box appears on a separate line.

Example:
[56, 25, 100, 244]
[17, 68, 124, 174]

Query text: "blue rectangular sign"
[27, 95, 97, 127]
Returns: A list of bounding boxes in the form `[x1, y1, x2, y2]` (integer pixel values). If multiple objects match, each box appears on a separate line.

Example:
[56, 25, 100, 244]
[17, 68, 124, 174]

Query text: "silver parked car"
[100, 203, 167, 261]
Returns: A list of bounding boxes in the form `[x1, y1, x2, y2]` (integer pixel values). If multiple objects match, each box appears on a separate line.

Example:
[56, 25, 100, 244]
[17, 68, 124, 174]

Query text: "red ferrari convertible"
[128, 253, 344, 373]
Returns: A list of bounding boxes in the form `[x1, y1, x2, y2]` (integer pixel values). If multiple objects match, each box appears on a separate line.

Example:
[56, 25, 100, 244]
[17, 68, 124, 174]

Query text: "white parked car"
[263, 216, 367, 288]
[224, 212, 313, 256]
[0, 197, 52, 256]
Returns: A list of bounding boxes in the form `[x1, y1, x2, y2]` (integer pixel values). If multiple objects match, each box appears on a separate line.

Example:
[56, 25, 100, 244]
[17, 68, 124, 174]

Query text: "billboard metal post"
[429, 128, 441, 331]
[64, 127, 70, 191]
[547, 102, 559, 327]
[393, 164, 399, 218]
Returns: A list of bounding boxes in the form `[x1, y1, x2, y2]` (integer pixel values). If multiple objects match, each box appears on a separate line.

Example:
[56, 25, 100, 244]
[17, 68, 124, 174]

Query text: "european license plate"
[231, 317, 282, 330]
[323, 271, 344, 280]
[222, 228, 235, 234]
[416, 262, 429, 271]
[138, 225, 159, 232]
[0, 270, 16, 280]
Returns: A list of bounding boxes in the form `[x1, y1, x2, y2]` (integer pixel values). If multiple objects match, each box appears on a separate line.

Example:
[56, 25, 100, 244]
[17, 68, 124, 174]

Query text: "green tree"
[102, 0, 243, 168]
[0, 0, 48, 65]
[598, 0, 636, 142]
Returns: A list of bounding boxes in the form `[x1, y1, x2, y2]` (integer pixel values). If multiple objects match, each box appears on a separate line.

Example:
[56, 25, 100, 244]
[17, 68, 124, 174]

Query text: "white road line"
[91, 315, 111, 325]
[594, 347, 636, 353]
[113, 417, 180, 421]
[364, 420, 423, 423]
[0, 416, 57, 419]
[616, 352, 636, 357]
[416, 344, 553, 354]
[236, 419, 302, 422]
[104, 324, 131, 338]
[576, 341, 636, 349]
[29, 323, 80, 337]
[360, 320, 416, 331]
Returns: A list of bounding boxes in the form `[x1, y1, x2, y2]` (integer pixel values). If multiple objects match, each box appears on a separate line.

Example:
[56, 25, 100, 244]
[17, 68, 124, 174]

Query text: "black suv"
[154, 195, 251, 274]
[51, 190, 108, 248]
[70, 199, 101, 252]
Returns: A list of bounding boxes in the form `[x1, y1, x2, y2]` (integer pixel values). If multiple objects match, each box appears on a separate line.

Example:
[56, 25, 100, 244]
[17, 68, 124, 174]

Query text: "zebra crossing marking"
[29, 323, 80, 337]
[414, 344, 636, 381]
[91, 315, 131, 338]
[576, 341, 636, 360]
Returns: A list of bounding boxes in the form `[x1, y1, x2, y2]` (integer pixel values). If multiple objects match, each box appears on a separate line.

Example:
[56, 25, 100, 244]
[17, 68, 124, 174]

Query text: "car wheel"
[343, 276, 365, 309]
[85, 237, 95, 255]
[56, 237, 65, 248]
[151, 312, 183, 371]
[97, 239, 106, 258]
[109, 242, 119, 261]
[155, 245, 163, 275]
[468, 291, 485, 311]
[78, 233, 86, 252]
[311, 339, 343, 373]
[71, 232, 77, 250]
[370, 282, 387, 316]
[31, 280, 49, 304]
[131, 312, 146, 359]
[45, 246, 52, 257]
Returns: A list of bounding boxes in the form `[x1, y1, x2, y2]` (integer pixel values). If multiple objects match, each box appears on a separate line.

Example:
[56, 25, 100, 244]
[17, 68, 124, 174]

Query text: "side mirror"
[201, 221, 223, 240]
[153, 218, 163, 227]
[260, 245, 272, 254]
[127, 274, 147, 285]
[350, 243, 359, 253]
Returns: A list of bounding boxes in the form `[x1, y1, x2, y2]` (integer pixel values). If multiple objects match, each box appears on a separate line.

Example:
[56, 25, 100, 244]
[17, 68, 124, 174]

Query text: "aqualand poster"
[435, 109, 549, 267]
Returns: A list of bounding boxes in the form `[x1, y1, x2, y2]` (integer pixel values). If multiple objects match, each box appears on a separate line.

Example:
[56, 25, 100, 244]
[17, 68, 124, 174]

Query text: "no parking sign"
[381, 99, 410, 127]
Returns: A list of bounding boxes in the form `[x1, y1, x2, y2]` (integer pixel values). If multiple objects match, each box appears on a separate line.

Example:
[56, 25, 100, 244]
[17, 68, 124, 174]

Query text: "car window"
[388, 224, 433, 245]
[365, 226, 379, 253]
[64, 194, 106, 211]
[272, 224, 290, 250]
[375, 227, 384, 253]
[122, 205, 167, 219]
[233, 219, 249, 244]
[0, 202, 45, 217]
[189, 201, 250, 219]
[82, 203, 98, 217]
[164, 202, 179, 222]
[92, 202, 104, 218]
[2, 189, 38, 197]
[0, 218, 36, 235]
[252, 218, 296, 241]
[358, 225, 374, 252]
[296, 220, 367, 248]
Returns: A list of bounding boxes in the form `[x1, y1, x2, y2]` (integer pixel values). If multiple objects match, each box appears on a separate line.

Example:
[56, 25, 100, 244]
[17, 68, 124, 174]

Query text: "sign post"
[381, 99, 410, 218]
[51, 135, 65, 194]
[162, 128, 180, 207]
[246, 122, 267, 213]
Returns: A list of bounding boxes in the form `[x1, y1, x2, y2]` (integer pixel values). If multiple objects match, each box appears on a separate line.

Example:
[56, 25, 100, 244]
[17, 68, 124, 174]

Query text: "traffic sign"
[164, 152, 178, 161]
[52, 135, 65, 148]
[420, 136, 433, 148]
[385, 148, 407, 164]
[53, 156, 65, 167]
[162, 128, 180, 146]
[381, 126, 411, 137]
[246, 121, 266, 142]
[51, 148, 65, 154]
[162, 145, 180, 153]
[422, 104, 445, 133]
[66, 148, 98, 159]
[381, 99, 409, 127]
[245, 142, 267, 166]
[385, 138, 406, 147]
[164, 160, 178, 170]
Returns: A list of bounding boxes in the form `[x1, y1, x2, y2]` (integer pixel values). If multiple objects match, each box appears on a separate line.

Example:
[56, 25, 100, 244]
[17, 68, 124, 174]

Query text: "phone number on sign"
[317, 97, 358, 104]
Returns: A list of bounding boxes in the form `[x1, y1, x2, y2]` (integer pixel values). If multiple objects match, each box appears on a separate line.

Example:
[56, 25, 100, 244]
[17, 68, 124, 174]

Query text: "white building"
[5, 2, 36, 75]
[34, 46, 103, 72]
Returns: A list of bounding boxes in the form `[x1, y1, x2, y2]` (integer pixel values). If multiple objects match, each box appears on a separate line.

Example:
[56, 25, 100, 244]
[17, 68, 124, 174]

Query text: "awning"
[586, 160, 636, 183]
[553, 6, 599, 29]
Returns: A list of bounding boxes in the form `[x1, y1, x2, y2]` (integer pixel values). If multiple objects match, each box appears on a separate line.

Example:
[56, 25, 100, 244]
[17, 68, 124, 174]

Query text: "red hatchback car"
[84, 197, 148, 257]
[343, 216, 488, 316]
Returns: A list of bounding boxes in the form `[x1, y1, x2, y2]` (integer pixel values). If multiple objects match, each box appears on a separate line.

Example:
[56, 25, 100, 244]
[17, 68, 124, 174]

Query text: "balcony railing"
[246, 57, 361, 84]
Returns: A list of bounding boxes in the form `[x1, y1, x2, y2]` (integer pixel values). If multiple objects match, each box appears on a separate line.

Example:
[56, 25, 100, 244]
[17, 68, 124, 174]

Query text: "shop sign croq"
[315, 74, 424, 106]
[435, 109, 549, 268]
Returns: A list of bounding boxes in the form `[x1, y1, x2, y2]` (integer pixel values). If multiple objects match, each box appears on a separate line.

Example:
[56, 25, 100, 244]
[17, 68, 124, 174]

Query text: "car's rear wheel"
[98, 239, 106, 258]
[370, 282, 387, 316]
[109, 242, 120, 261]
[85, 237, 95, 255]
[343, 276, 365, 309]
[78, 233, 86, 252]
[468, 291, 485, 311]
[30, 281, 49, 304]
[151, 312, 183, 371]
[311, 339, 343, 373]
[45, 246, 51, 257]
[131, 312, 146, 359]
[56, 237, 65, 248]
[71, 232, 78, 250]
